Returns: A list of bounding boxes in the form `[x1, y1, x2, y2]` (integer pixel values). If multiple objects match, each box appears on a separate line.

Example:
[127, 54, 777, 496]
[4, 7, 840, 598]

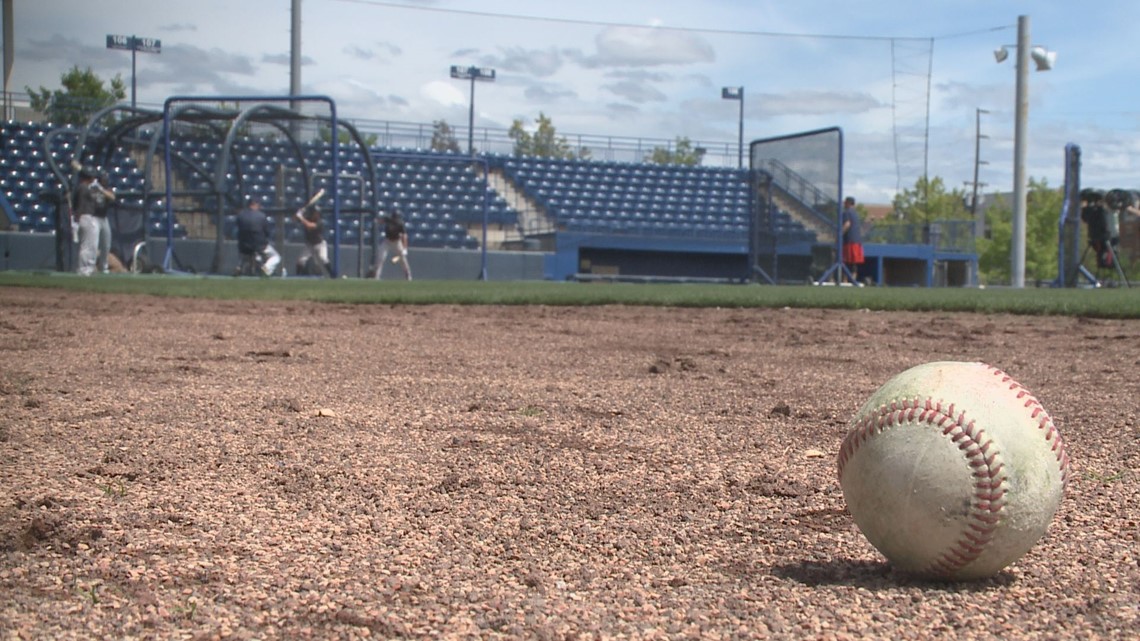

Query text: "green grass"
[2, 271, 1139, 317]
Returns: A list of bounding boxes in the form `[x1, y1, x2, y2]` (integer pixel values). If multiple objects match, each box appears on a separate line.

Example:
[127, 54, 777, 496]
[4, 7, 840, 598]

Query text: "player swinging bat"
[295, 188, 326, 221]
[293, 189, 332, 277]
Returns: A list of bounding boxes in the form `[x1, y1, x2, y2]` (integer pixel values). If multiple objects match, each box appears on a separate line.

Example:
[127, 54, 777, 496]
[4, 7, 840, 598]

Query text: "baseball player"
[73, 167, 116, 276]
[294, 204, 331, 277]
[375, 210, 412, 281]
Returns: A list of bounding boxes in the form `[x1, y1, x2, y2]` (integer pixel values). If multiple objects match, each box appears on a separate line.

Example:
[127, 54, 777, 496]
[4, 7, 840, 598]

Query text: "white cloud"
[420, 80, 467, 108]
[583, 26, 715, 68]
[158, 23, 197, 33]
[344, 42, 403, 63]
[602, 79, 667, 103]
[524, 85, 577, 102]
[755, 90, 883, 117]
[481, 47, 564, 77]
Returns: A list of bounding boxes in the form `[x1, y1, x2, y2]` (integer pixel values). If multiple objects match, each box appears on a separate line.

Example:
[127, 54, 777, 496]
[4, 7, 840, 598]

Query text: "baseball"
[836, 361, 1070, 580]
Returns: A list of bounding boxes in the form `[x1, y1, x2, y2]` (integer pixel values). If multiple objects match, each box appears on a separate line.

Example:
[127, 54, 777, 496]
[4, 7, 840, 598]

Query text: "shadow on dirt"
[769, 559, 1016, 591]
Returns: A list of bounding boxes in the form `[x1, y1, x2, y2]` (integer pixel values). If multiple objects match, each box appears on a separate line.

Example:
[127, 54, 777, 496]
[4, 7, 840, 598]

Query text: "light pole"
[449, 65, 496, 155]
[971, 107, 990, 239]
[721, 86, 744, 168]
[994, 15, 1055, 287]
[106, 34, 161, 108]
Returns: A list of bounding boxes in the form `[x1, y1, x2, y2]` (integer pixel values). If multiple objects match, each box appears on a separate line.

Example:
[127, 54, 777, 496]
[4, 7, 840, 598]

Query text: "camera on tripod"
[1079, 187, 1127, 270]
[1103, 188, 1140, 212]
[1080, 188, 1110, 244]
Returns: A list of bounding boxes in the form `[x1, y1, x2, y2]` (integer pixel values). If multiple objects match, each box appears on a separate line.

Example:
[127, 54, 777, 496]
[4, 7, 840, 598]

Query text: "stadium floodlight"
[994, 15, 1055, 288]
[106, 34, 161, 108]
[721, 86, 744, 169]
[450, 65, 496, 155]
[1030, 46, 1056, 71]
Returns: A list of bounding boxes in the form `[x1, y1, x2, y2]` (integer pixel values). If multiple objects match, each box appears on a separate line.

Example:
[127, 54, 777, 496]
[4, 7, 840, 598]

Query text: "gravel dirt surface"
[1, 286, 1138, 640]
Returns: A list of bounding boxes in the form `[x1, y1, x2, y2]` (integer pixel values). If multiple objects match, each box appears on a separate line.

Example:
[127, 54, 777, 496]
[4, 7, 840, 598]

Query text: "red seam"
[838, 396, 1006, 577]
[988, 366, 1071, 487]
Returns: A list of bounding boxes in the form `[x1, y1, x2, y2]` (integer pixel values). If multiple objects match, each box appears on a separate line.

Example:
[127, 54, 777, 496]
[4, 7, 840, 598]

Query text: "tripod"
[1077, 239, 1130, 288]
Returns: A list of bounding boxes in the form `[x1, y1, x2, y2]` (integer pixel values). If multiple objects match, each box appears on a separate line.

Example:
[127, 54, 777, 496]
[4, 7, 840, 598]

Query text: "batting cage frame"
[42, 95, 385, 277]
[43, 104, 174, 274]
[749, 127, 845, 284]
[161, 94, 357, 275]
[370, 151, 492, 281]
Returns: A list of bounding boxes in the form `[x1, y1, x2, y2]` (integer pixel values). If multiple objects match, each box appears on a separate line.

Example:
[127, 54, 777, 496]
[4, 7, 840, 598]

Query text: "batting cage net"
[160, 95, 375, 276]
[749, 127, 842, 283]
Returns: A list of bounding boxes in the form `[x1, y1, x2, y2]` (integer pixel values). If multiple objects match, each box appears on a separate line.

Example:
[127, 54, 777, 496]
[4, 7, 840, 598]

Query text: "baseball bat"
[305, 188, 326, 208]
[296, 188, 326, 221]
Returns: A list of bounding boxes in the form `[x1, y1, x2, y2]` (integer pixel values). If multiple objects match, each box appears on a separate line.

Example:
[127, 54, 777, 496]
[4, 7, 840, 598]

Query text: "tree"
[430, 120, 461, 153]
[864, 175, 972, 246]
[976, 178, 1062, 285]
[888, 175, 970, 224]
[509, 112, 590, 159]
[645, 137, 705, 166]
[26, 66, 126, 127]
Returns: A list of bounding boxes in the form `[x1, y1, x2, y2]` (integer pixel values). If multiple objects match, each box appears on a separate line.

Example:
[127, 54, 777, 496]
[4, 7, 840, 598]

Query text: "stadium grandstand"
[0, 103, 977, 285]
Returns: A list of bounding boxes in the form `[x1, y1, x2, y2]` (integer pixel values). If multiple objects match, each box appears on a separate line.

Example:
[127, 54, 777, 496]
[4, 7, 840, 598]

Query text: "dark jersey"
[841, 206, 862, 244]
[73, 182, 109, 218]
[304, 213, 324, 246]
[236, 207, 271, 254]
[383, 216, 406, 241]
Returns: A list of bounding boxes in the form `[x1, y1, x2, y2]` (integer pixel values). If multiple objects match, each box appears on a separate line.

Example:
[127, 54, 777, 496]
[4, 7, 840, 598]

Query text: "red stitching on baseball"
[839, 366, 1069, 576]
[987, 365, 1071, 487]
[838, 396, 1006, 577]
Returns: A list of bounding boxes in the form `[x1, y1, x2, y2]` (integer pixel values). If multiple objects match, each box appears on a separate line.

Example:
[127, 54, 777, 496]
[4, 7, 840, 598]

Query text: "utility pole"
[970, 108, 989, 238]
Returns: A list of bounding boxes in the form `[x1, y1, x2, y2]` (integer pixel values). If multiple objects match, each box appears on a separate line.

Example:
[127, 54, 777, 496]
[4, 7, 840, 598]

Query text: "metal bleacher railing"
[2, 93, 743, 167]
[761, 158, 837, 230]
[864, 219, 976, 254]
[344, 116, 743, 169]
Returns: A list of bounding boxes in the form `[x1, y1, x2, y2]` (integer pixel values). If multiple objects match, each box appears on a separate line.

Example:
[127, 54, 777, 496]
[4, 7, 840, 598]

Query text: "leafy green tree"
[509, 112, 590, 159]
[430, 120, 461, 153]
[867, 175, 971, 246]
[889, 175, 970, 224]
[26, 66, 126, 127]
[976, 177, 1061, 285]
[645, 137, 705, 166]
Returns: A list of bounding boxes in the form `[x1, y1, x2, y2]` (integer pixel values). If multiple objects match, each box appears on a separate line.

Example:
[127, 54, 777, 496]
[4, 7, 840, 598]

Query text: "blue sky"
[8, 1, 1140, 204]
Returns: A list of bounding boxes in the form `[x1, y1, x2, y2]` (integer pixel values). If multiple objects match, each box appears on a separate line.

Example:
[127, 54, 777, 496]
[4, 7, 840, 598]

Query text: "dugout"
[555, 235, 750, 282]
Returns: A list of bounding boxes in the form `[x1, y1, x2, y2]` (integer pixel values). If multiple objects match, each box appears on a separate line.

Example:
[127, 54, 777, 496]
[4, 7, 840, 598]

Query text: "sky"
[7, 0, 1140, 204]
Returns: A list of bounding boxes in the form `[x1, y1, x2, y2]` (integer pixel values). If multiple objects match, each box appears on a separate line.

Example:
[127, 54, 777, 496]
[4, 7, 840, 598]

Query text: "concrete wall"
[0, 232, 547, 281]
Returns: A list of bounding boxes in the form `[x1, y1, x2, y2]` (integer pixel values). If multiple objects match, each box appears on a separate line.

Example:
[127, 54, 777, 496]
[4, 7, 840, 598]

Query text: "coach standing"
[841, 196, 864, 285]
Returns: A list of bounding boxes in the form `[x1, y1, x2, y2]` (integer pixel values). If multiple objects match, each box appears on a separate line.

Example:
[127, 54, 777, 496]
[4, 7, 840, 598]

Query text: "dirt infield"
[1, 286, 1137, 640]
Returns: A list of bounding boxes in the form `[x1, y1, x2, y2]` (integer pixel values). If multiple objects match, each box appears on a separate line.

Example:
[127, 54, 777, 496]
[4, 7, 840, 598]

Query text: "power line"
[333, 0, 1009, 43]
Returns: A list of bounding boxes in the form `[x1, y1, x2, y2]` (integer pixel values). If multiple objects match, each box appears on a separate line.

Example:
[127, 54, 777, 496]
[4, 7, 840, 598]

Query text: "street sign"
[106, 35, 161, 54]
[106, 34, 132, 51]
[134, 37, 161, 54]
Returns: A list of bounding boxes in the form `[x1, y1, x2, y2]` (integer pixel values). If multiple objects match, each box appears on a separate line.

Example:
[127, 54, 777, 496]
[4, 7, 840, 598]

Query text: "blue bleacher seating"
[0, 120, 813, 253]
